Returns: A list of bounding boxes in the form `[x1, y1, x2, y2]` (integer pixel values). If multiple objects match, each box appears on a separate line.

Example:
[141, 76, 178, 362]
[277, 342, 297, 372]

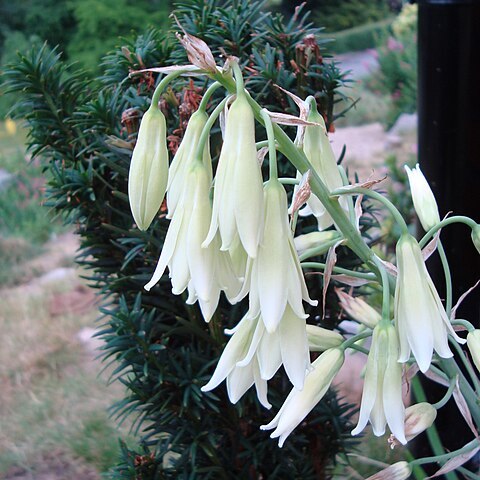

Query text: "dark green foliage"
[2, 1, 368, 477]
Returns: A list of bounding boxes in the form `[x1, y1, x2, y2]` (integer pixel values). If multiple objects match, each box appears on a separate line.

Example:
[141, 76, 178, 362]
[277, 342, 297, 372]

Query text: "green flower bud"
[128, 106, 169, 230]
[306, 324, 344, 351]
[471, 224, 480, 255]
[467, 330, 480, 372]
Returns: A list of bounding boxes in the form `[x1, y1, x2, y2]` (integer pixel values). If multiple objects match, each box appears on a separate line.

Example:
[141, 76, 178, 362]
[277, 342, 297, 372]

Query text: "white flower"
[306, 325, 344, 351]
[233, 179, 317, 333]
[203, 93, 264, 258]
[336, 289, 382, 329]
[352, 323, 406, 444]
[366, 461, 411, 480]
[297, 98, 349, 231]
[405, 164, 440, 231]
[260, 348, 344, 447]
[201, 305, 310, 406]
[128, 105, 169, 230]
[166, 109, 211, 219]
[394, 234, 465, 373]
[144, 162, 240, 321]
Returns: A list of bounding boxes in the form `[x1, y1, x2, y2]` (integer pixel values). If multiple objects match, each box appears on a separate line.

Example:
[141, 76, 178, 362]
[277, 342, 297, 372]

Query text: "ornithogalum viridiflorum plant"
[126, 29, 480, 478]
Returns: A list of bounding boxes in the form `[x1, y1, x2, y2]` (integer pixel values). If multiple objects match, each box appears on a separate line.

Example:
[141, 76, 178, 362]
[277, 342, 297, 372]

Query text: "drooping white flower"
[201, 305, 311, 405]
[394, 233, 465, 372]
[405, 164, 440, 231]
[203, 93, 264, 258]
[166, 109, 211, 219]
[352, 323, 406, 444]
[233, 178, 317, 333]
[144, 161, 241, 321]
[297, 97, 349, 231]
[128, 105, 169, 231]
[260, 348, 344, 447]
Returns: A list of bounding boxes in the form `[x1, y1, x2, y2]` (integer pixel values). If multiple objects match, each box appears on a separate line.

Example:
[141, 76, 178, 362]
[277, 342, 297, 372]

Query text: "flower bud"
[306, 325, 344, 351]
[336, 289, 381, 329]
[389, 402, 437, 447]
[467, 330, 480, 372]
[471, 224, 480, 255]
[366, 461, 411, 480]
[293, 231, 341, 256]
[405, 164, 440, 231]
[128, 106, 169, 230]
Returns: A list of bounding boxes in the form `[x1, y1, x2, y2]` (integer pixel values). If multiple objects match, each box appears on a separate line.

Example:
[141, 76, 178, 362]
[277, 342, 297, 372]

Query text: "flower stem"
[449, 338, 480, 393]
[195, 95, 230, 163]
[231, 61, 245, 96]
[437, 240, 453, 315]
[432, 376, 457, 410]
[451, 319, 475, 332]
[301, 262, 376, 280]
[419, 216, 478, 248]
[338, 165, 356, 226]
[150, 69, 190, 109]
[341, 330, 373, 351]
[260, 109, 278, 181]
[198, 81, 222, 112]
[331, 186, 410, 236]
[372, 256, 391, 323]
[299, 239, 344, 261]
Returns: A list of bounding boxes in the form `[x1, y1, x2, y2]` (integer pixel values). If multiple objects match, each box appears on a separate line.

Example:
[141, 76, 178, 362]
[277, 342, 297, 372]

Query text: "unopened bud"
[366, 461, 411, 480]
[336, 289, 381, 329]
[294, 231, 341, 256]
[128, 106, 169, 230]
[389, 402, 437, 448]
[306, 325, 343, 351]
[467, 330, 480, 372]
[471, 224, 480, 255]
[405, 164, 440, 231]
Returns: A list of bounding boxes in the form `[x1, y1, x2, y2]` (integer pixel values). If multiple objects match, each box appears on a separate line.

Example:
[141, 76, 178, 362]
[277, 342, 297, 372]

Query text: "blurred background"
[0, 1, 418, 478]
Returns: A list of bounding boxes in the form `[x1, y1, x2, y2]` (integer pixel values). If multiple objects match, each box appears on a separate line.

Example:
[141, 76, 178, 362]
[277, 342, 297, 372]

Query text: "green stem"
[411, 437, 480, 469]
[348, 343, 369, 355]
[449, 338, 480, 393]
[338, 165, 356, 226]
[341, 330, 372, 350]
[438, 240, 453, 315]
[419, 216, 478, 248]
[198, 81, 222, 112]
[452, 319, 475, 332]
[299, 239, 344, 261]
[301, 262, 376, 280]
[278, 177, 299, 186]
[260, 109, 278, 181]
[372, 256, 391, 323]
[331, 186, 410, 236]
[150, 69, 189, 109]
[195, 95, 230, 163]
[231, 61, 245, 96]
[411, 377, 460, 480]
[256, 140, 269, 149]
[432, 376, 457, 410]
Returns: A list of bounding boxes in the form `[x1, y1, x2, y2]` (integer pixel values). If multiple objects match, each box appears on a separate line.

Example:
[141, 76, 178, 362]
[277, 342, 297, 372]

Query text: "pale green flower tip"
[306, 325, 343, 351]
[471, 224, 480, 255]
[293, 231, 341, 256]
[404, 163, 440, 231]
[467, 330, 480, 372]
[367, 461, 411, 480]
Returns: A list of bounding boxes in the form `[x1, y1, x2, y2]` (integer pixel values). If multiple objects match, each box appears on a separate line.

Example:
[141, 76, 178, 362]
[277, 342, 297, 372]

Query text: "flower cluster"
[125, 39, 479, 469]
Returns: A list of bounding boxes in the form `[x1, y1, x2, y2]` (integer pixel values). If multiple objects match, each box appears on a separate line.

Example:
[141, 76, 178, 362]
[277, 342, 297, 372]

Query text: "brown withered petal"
[290, 170, 312, 214]
[175, 31, 217, 73]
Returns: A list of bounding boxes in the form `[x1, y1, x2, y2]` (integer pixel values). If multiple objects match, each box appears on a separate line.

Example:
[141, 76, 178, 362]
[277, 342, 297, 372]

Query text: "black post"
[417, 0, 480, 471]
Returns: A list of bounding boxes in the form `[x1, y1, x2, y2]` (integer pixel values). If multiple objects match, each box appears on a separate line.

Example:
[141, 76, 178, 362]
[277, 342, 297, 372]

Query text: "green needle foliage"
[3, 1, 370, 477]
